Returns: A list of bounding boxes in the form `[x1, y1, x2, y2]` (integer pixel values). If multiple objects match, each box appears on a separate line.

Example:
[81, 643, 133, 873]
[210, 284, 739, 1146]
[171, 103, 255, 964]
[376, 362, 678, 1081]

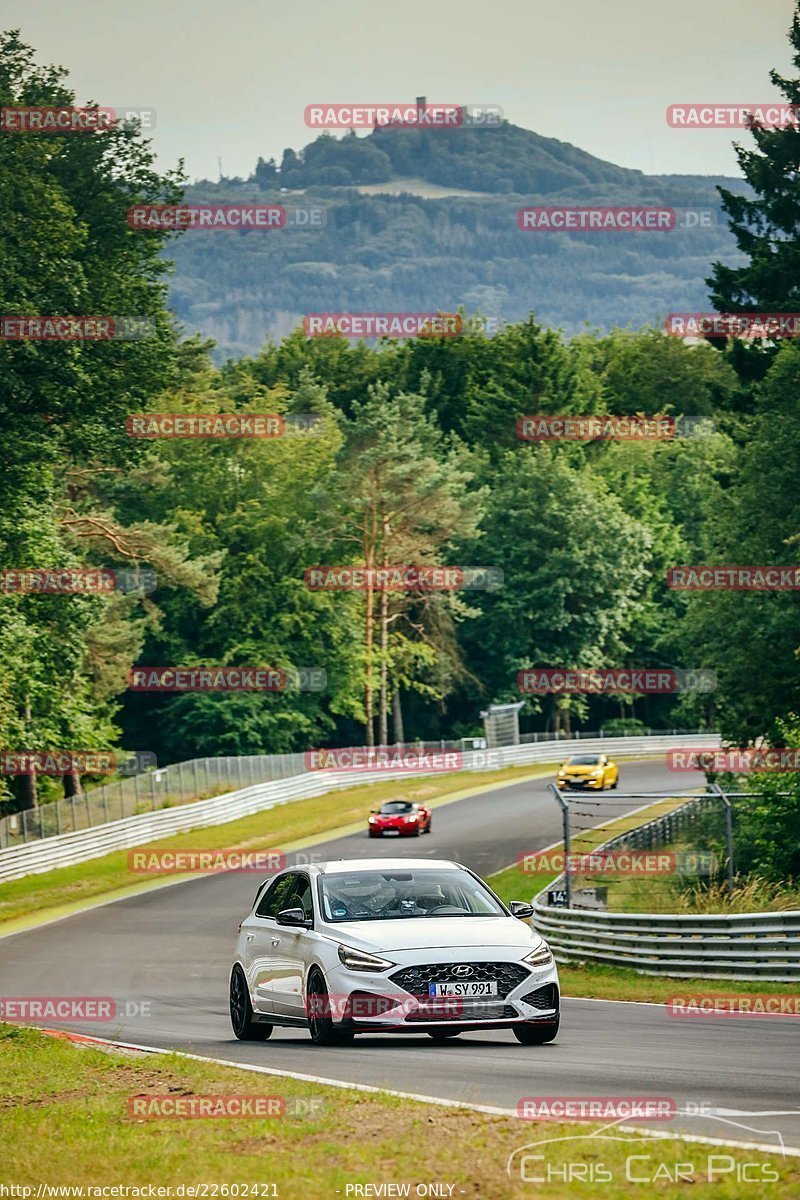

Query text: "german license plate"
[429, 981, 498, 998]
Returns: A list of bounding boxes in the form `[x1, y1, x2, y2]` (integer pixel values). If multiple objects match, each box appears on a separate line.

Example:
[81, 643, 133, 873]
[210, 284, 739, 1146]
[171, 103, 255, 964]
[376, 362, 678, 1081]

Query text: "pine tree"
[707, 5, 800, 367]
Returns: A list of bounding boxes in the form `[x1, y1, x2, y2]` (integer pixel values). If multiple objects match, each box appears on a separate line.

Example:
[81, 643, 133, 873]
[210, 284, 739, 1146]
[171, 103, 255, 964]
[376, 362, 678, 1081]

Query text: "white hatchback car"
[229, 858, 559, 1046]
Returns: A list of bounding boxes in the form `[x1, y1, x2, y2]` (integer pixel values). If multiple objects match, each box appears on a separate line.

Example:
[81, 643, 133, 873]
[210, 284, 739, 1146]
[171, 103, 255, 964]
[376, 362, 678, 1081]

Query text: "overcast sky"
[6, 0, 796, 181]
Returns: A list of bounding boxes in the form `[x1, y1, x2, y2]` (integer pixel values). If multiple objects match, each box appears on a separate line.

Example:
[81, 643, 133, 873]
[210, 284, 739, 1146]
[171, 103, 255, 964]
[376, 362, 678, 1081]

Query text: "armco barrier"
[532, 789, 800, 983]
[532, 904, 800, 983]
[0, 734, 716, 883]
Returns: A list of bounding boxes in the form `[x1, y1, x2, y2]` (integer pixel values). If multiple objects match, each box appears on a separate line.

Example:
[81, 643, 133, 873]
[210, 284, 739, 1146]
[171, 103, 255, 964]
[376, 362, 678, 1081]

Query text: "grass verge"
[486, 793, 691, 911]
[1, 1024, 797, 1198]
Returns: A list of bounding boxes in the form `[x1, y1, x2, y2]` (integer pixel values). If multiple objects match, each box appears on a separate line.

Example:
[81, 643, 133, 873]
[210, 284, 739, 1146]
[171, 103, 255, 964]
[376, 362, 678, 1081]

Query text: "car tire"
[412, 824, 421, 836]
[306, 969, 355, 1046]
[611, 778, 618, 789]
[229, 964, 273, 1041]
[424, 818, 431, 834]
[427, 1029, 460, 1040]
[513, 1017, 559, 1045]
[368, 830, 380, 838]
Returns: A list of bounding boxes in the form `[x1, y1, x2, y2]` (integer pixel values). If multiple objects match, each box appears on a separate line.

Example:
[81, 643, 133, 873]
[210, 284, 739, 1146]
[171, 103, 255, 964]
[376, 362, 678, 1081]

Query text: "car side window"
[255, 873, 298, 919]
[288, 873, 313, 922]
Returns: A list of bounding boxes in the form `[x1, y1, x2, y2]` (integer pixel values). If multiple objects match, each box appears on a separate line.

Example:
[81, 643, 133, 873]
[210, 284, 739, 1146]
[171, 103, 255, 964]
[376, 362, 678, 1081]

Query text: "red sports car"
[368, 800, 432, 837]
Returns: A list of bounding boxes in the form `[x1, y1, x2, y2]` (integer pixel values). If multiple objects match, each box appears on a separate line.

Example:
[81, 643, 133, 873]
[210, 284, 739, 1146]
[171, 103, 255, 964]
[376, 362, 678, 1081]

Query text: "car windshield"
[379, 802, 414, 814]
[568, 755, 601, 765]
[319, 869, 506, 922]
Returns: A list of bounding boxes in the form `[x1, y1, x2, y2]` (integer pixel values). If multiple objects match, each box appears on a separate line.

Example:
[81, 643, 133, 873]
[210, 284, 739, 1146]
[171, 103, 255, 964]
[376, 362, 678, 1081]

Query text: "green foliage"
[708, 8, 800, 319]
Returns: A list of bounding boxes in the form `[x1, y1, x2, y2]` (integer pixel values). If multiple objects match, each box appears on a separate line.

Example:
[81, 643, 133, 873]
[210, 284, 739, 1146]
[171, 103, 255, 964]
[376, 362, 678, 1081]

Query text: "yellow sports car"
[556, 753, 619, 790]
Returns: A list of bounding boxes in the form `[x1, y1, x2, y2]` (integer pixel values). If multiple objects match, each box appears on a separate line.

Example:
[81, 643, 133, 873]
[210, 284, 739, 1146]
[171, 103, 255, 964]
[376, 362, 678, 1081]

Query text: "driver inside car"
[384, 883, 447, 915]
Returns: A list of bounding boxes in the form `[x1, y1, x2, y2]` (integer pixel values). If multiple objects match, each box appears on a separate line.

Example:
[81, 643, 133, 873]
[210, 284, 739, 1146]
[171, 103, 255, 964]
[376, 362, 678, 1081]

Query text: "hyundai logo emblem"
[451, 965, 474, 978]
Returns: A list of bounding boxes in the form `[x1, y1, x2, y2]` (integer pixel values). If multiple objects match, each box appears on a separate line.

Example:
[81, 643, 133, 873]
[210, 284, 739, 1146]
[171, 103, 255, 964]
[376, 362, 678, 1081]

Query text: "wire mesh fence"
[0, 753, 308, 849]
[0, 729, 713, 851]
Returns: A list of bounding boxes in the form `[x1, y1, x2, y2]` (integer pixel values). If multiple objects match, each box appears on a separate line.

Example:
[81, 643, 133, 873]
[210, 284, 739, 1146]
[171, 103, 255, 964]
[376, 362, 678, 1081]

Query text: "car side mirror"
[276, 907, 310, 927]
[510, 900, 534, 919]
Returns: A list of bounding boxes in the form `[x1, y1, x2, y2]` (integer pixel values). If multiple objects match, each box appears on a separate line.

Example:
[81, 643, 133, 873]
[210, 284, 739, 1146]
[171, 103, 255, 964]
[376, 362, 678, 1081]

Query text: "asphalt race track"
[2, 760, 799, 1152]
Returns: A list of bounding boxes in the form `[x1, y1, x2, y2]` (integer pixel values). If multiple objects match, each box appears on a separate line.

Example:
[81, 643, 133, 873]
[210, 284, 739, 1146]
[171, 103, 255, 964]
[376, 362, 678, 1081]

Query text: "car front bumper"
[369, 823, 421, 835]
[323, 951, 560, 1033]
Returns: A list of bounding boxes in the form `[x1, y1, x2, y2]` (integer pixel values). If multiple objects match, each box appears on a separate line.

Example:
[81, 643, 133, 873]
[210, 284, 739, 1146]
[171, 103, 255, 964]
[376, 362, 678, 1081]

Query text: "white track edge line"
[38, 1027, 800, 1157]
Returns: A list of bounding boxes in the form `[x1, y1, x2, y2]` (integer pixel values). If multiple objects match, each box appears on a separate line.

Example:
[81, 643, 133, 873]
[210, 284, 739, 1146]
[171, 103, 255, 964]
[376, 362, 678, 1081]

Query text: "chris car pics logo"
[507, 1116, 783, 1185]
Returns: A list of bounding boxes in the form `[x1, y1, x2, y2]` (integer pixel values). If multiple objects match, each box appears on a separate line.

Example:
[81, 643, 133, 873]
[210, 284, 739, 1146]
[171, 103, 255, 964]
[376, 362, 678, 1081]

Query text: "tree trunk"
[18, 693, 37, 810]
[392, 687, 405, 745]
[63, 770, 82, 799]
[378, 587, 389, 745]
[16, 774, 37, 812]
[364, 586, 375, 747]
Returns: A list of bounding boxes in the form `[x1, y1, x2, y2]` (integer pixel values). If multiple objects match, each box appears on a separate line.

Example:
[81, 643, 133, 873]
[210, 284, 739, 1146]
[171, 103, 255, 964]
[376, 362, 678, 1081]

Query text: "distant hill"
[168, 117, 748, 358]
[259, 120, 646, 194]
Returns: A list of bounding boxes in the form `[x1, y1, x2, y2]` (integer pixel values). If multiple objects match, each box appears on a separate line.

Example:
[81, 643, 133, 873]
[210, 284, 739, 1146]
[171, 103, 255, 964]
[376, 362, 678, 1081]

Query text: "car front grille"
[405, 1002, 518, 1023]
[390, 961, 531, 1001]
[520, 983, 559, 1011]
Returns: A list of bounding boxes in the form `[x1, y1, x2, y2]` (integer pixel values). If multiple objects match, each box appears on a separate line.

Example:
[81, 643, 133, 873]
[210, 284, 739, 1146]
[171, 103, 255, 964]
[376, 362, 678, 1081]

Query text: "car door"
[271, 872, 316, 1020]
[242, 872, 299, 1014]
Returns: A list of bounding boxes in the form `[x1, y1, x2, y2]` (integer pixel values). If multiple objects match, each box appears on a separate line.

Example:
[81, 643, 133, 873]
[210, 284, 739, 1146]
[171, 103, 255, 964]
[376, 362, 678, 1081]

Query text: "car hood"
[560, 765, 600, 775]
[322, 916, 542, 954]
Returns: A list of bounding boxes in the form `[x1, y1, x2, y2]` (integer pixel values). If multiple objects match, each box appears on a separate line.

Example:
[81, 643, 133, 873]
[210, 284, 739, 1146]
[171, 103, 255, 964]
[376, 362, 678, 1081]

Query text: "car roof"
[310, 858, 465, 875]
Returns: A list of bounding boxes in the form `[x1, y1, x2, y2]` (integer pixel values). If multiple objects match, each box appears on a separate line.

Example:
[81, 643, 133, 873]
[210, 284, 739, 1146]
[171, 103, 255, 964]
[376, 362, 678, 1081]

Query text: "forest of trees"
[1, 8, 799, 873]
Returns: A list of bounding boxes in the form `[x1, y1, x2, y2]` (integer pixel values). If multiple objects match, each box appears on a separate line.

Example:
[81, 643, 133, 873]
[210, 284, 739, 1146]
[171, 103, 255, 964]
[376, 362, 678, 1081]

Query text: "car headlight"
[337, 944, 395, 972]
[523, 943, 554, 967]
[368, 816, 377, 823]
